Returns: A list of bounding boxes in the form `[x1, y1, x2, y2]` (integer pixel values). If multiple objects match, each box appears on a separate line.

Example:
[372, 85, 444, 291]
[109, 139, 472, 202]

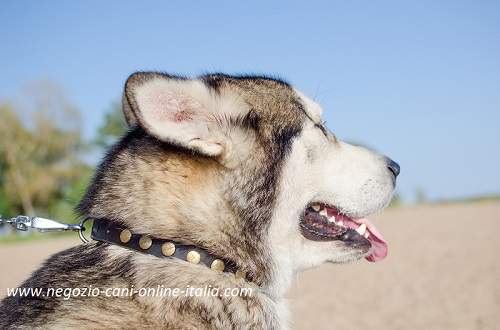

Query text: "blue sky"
[1, 1, 499, 203]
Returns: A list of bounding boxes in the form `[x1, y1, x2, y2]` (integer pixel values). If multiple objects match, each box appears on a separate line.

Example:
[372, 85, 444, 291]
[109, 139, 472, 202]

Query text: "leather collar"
[90, 219, 253, 282]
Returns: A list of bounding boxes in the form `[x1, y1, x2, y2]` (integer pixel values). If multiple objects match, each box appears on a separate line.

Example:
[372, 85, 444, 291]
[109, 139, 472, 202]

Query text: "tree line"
[0, 81, 127, 235]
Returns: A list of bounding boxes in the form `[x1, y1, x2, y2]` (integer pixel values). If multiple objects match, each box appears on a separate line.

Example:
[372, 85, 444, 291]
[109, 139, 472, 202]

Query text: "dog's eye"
[315, 122, 328, 137]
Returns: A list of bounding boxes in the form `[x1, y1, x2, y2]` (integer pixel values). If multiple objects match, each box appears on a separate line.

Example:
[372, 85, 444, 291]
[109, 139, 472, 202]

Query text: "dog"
[0, 72, 399, 329]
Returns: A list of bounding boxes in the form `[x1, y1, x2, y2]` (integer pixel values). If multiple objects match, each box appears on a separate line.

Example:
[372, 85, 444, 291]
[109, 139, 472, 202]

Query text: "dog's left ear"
[124, 72, 226, 156]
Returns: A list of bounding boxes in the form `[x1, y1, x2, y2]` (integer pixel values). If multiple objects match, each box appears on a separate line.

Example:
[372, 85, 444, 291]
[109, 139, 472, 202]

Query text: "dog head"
[79, 72, 399, 298]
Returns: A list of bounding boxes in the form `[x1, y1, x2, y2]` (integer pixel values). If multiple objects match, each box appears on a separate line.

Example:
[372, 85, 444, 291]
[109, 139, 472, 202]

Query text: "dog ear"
[124, 72, 225, 156]
[122, 92, 138, 127]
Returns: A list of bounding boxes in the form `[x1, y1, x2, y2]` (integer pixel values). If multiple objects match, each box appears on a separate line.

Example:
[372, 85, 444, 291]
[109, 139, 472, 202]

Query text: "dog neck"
[90, 218, 254, 282]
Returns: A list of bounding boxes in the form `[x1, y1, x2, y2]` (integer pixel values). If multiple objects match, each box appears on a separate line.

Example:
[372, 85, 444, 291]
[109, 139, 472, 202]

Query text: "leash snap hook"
[30, 217, 83, 233]
[1, 213, 93, 243]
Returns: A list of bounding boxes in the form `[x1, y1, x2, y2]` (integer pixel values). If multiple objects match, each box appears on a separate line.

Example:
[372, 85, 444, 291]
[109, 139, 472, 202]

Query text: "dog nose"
[386, 158, 400, 177]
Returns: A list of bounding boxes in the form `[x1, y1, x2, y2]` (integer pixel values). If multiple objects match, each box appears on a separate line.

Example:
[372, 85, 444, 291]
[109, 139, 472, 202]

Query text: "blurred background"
[0, 1, 499, 329]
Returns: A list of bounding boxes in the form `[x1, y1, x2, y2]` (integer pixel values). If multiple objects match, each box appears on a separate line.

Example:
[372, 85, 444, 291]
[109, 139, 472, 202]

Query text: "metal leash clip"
[1, 214, 82, 232]
[1, 214, 91, 243]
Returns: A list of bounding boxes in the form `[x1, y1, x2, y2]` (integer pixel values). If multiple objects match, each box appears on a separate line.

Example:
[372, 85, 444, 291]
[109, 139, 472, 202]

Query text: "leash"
[0, 214, 92, 243]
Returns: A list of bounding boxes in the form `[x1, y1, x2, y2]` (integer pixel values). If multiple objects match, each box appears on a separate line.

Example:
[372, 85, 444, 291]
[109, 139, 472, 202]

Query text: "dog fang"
[355, 223, 367, 235]
[311, 205, 321, 212]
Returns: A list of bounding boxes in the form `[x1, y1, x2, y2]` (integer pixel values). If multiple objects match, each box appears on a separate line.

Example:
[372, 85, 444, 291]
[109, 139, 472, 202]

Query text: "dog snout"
[386, 157, 400, 178]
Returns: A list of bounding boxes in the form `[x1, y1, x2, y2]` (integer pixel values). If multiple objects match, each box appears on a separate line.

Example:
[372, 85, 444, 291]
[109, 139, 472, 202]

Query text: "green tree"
[0, 81, 90, 223]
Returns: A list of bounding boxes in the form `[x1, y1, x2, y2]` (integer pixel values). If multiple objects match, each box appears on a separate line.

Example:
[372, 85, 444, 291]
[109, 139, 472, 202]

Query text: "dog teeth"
[312, 205, 321, 212]
[337, 220, 343, 227]
[319, 209, 328, 217]
[355, 223, 367, 235]
[328, 215, 336, 223]
[363, 232, 370, 238]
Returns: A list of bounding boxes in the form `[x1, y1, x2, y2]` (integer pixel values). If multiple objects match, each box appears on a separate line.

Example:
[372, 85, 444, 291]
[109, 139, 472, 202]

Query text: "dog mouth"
[300, 204, 388, 262]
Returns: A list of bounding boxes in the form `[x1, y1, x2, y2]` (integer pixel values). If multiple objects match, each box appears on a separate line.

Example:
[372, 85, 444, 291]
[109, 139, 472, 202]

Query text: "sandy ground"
[1, 201, 499, 329]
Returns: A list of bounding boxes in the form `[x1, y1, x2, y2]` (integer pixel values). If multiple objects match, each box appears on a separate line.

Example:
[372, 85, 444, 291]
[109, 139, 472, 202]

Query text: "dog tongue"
[354, 218, 388, 262]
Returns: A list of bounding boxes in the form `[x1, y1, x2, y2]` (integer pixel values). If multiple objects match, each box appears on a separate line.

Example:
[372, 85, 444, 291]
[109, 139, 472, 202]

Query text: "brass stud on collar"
[139, 235, 152, 250]
[210, 259, 225, 271]
[235, 270, 246, 279]
[186, 250, 201, 264]
[119, 229, 132, 243]
[161, 242, 176, 256]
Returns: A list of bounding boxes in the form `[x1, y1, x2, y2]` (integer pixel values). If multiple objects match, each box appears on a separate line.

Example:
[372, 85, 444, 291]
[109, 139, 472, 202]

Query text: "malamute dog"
[0, 72, 399, 329]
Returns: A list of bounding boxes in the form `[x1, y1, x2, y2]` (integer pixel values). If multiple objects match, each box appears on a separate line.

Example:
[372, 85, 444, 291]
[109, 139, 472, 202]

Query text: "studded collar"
[90, 218, 253, 282]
